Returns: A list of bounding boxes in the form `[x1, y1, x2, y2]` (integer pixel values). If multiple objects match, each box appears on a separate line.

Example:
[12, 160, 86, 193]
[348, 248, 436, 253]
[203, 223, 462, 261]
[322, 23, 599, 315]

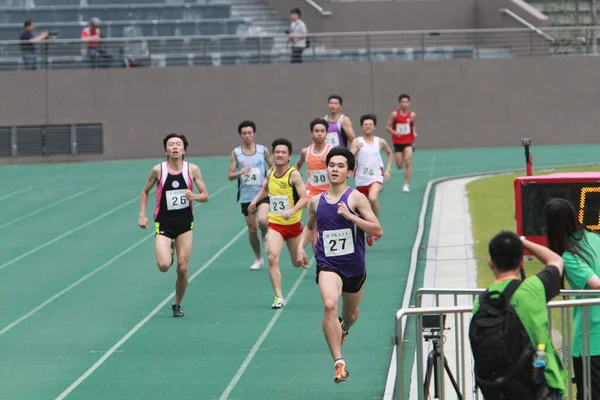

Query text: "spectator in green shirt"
[545, 198, 600, 400]
[473, 231, 568, 399]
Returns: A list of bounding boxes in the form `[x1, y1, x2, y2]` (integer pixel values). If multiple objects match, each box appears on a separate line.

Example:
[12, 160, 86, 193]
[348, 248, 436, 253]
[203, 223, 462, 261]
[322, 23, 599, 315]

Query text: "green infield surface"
[1, 143, 600, 400]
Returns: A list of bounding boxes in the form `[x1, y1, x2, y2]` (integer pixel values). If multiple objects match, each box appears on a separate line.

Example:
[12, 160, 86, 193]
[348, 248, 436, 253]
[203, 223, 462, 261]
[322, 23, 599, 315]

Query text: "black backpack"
[469, 280, 545, 400]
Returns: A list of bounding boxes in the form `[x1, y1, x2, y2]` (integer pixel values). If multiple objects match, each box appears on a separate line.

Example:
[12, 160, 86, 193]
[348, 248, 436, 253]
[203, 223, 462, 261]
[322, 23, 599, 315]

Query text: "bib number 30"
[323, 228, 354, 257]
[166, 189, 189, 211]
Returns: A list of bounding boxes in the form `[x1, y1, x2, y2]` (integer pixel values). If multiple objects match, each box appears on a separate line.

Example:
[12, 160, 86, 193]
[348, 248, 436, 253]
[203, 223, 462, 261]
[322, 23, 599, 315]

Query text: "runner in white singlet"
[349, 114, 393, 246]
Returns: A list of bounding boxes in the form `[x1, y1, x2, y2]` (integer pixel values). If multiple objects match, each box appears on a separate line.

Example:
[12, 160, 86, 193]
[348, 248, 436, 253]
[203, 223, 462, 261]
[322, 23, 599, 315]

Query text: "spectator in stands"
[545, 198, 600, 400]
[81, 17, 113, 68]
[19, 20, 48, 71]
[288, 8, 308, 63]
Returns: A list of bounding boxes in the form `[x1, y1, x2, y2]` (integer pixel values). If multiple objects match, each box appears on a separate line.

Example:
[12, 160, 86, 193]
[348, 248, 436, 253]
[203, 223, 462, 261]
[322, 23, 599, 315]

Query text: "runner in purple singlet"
[297, 147, 383, 384]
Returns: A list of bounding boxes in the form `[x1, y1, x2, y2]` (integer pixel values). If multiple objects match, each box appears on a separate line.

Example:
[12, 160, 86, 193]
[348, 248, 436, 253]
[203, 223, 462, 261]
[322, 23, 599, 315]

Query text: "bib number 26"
[166, 189, 189, 211]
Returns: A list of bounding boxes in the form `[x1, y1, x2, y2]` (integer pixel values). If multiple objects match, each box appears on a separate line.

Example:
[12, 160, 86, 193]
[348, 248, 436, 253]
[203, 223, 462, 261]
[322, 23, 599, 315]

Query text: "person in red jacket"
[385, 94, 417, 193]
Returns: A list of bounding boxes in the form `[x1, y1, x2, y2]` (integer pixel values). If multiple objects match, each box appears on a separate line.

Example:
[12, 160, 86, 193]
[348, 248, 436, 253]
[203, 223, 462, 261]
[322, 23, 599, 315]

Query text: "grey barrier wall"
[264, 0, 549, 32]
[1, 55, 600, 163]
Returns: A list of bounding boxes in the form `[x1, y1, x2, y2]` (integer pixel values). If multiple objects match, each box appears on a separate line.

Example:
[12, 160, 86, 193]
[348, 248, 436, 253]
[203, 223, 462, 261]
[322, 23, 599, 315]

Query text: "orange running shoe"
[334, 362, 349, 383]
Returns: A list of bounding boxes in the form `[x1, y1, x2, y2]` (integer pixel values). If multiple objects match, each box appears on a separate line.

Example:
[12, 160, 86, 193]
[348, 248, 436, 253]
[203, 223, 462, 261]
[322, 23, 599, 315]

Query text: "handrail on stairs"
[304, 0, 332, 16]
[500, 8, 555, 42]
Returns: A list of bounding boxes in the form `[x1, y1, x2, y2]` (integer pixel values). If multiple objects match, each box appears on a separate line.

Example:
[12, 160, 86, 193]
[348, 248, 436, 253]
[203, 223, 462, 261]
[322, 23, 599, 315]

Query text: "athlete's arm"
[411, 112, 418, 138]
[380, 138, 393, 182]
[349, 138, 362, 157]
[296, 196, 318, 268]
[385, 111, 399, 137]
[339, 191, 383, 237]
[228, 150, 250, 181]
[248, 177, 269, 214]
[264, 147, 275, 169]
[294, 147, 308, 171]
[283, 170, 308, 218]
[138, 165, 160, 229]
[188, 164, 209, 203]
[341, 116, 357, 142]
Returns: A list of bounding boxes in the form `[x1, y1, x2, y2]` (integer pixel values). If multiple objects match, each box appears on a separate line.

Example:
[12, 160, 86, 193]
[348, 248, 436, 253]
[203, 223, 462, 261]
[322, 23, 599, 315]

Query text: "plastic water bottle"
[532, 343, 547, 385]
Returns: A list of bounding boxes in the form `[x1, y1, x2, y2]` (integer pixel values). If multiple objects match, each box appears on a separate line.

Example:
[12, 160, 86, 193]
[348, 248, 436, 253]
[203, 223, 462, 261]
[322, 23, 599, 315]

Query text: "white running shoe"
[403, 184, 410, 193]
[271, 296, 286, 309]
[250, 258, 263, 270]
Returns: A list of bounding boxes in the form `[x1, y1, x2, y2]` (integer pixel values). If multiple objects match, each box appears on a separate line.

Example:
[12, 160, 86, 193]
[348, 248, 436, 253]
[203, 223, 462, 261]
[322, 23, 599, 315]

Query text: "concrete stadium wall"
[264, 0, 549, 32]
[1, 56, 600, 163]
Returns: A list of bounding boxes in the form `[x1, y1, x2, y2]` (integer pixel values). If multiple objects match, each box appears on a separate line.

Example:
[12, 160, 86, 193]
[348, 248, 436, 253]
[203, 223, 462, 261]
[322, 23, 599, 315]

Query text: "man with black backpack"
[470, 231, 568, 400]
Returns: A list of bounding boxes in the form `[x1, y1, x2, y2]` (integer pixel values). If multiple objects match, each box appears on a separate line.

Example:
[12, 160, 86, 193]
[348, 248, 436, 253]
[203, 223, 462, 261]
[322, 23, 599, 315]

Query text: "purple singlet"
[314, 187, 366, 278]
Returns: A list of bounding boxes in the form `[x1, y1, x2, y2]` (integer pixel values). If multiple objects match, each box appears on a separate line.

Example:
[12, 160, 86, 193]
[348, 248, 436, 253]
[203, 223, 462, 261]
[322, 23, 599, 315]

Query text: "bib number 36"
[323, 228, 354, 257]
[166, 189, 189, 211]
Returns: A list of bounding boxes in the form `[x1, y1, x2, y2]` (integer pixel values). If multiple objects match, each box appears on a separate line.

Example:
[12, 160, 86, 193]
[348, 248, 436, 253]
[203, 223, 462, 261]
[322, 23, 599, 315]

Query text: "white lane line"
[0, 186, 229, 336]
[0, 188, 93, 229]
[0, 197, 138, 272]
[0, 188, 32, 201]
[54, 226, 247, 400]
[219, 263, 312, 400]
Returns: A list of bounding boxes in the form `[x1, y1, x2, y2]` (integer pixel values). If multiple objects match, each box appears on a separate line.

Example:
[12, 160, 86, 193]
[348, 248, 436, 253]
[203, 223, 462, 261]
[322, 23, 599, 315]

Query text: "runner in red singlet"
[385, 94, 417, 193]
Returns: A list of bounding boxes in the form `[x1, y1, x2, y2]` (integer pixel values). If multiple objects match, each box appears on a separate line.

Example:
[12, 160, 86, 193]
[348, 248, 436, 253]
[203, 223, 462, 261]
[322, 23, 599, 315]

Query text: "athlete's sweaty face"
[240, 126, 255, 144]
[399, 98, 411, 111]
[311, 124, 327, 144]
[328, 99, 341, 114]
[327, 155, 351, 184]
[273, 144, 291, 166]
[166, 138, 185, 159]
[361, 119, 375, 135]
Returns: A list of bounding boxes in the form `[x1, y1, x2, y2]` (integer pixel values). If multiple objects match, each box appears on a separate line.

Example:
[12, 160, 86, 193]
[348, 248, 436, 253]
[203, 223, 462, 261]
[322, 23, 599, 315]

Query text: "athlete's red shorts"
[268, 221, 303, 241]
[356, 182, 383, 197]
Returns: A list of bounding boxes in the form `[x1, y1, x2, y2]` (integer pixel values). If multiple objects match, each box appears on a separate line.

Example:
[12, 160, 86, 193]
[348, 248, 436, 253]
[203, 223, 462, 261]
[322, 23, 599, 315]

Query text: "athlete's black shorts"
[316, 266, 367, 294]
[241, 196, 270, 217]
[154, 221, 194, 240]
[393, 143, 414, 153]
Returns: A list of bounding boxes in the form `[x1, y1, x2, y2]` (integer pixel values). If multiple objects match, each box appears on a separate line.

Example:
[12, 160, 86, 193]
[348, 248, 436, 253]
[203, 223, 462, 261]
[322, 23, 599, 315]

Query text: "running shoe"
[271, 296, 286, 309]
[403, 184, 410, 193]
[334, 361, 349, 383]
[250, 258, 264, 270]
[172, 304, 184, 318]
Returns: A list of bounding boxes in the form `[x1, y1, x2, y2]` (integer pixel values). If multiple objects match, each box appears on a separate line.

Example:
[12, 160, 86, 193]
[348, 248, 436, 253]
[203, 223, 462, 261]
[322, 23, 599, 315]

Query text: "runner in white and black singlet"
[297, 147, 383, 384]
[138, 133, 210, 317]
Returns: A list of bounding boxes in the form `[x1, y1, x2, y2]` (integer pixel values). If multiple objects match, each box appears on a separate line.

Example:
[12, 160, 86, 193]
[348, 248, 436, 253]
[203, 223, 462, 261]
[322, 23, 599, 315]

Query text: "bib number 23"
[270, 195, 290, 214]
[166, 189, 189, 210]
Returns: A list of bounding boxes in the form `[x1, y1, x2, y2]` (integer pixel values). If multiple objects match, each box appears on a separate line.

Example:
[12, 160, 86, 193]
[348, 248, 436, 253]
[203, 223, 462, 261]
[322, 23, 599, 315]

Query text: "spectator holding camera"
[470, 231, 567, 399]
[545, 198, 600, 400]
[288, 8, 308, 63]
[19, 20, 48, 70]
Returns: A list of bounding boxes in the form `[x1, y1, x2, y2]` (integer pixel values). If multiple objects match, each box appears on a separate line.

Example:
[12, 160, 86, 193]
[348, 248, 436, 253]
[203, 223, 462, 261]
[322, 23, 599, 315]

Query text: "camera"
[284, 30, 290, 34]
[521, 138, 532, 146]
[47, 31, 59, 39]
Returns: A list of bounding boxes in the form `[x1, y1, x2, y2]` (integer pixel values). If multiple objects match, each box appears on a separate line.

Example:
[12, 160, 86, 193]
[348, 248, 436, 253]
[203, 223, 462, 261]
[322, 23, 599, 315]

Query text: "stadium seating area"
[0, 0, 523, 70]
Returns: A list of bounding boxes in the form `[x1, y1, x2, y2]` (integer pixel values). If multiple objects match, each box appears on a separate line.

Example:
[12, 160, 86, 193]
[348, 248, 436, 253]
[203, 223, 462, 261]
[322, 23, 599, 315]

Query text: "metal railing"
[303, 0, 332, 16]
[500, 8, 556, 42]
[393, 289, 600, 400]
[0, 26, 597, 72]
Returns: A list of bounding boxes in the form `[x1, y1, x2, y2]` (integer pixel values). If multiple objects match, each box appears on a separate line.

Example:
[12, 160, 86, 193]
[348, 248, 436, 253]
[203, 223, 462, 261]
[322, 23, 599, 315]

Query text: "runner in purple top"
[297, 147, 383, 384]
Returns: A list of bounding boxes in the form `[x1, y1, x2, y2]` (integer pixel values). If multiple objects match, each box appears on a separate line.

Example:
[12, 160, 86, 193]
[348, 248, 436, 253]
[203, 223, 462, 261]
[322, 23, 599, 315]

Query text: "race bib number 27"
[323, 228, 354, 257]
[166, 189, 189, 211]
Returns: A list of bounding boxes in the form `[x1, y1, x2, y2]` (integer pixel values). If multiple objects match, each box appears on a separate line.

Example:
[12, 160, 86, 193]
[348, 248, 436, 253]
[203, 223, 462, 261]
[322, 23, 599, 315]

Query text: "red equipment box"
[514, 172, 600, 247]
